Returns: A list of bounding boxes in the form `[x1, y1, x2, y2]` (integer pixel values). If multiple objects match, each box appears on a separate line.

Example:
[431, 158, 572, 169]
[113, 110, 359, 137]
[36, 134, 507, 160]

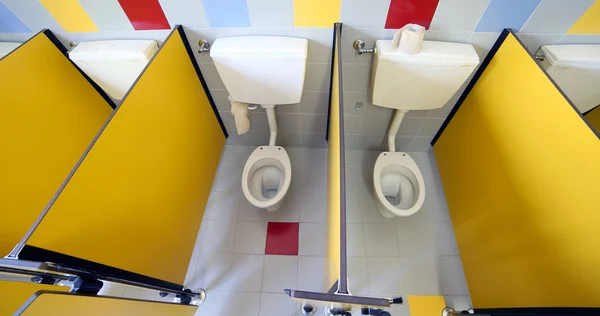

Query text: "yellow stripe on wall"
[434, 32, 600, 308]
[40, 0, 98, 32]
[0, 31, 112, 257]
[567, 0, 600, 34]
[26, 27, 225, 285]
[294, 0, 341, 27]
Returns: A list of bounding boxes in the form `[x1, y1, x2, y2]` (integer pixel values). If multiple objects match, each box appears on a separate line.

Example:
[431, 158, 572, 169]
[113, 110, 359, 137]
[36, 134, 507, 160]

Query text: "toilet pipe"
[387, 109, 409, 152]
[262, 104, 277, 146]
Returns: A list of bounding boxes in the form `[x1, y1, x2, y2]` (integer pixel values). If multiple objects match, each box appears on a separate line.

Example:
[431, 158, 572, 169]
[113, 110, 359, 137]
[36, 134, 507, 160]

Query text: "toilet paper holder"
[353, 40, 375, 55]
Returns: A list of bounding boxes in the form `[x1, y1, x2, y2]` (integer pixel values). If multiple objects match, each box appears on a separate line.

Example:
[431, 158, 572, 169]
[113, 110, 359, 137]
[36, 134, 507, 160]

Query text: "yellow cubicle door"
[16, 291, 196, 316]
[25, 26, 226, 285]
[433, 31, 600, 308]
[0, 280, 69, 315]
[326, 23, 342, 290]
[586, 106, 600, 132]
[0, 30, 112, 256]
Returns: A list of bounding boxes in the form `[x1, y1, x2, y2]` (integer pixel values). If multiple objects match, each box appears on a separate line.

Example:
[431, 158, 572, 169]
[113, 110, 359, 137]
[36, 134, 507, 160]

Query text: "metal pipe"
[387, 109, 409, 152]
[262, 104, 277, 146]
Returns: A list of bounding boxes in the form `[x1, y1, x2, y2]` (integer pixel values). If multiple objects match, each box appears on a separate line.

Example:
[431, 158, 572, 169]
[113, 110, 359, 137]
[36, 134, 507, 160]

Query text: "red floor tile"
[265, 222, 299, 255]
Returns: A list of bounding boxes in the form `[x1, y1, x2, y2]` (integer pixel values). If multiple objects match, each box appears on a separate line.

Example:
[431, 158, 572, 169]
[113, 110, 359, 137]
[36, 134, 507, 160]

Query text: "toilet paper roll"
[392, 24, 425, 54]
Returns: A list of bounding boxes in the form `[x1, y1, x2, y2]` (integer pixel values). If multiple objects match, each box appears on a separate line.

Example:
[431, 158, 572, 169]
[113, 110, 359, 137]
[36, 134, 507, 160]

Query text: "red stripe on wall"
[118, 0, 170, 30]
[385, 0, 439, 29]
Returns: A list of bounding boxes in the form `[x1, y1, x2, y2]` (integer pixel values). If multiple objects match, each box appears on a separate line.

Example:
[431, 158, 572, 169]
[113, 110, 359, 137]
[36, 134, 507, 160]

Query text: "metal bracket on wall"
[353, 40, 375, 55]
[198, 39, 211, 54]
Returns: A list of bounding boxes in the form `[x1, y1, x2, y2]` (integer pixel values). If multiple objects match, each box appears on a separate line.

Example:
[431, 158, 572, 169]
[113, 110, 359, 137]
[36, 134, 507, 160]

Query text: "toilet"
[370, 40, 480, 218]
[539, 44, 600, 114]
[211, 36, 308, 211]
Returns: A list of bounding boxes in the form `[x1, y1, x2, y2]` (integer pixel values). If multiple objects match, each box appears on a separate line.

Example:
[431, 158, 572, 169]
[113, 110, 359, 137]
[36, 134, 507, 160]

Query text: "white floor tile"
[260, 292, 297, 316]
[367, 257, 404, 296]
[194, 290, 226, 315]
[229, 254, 264, 292]
[420, 167, 451, 223]
[298, 223, 326, 256]
[208, 190, 241, 221]
[193, 253, 232, 290]
[233, 221, 267, 254]
[360, 195, 388, 223]
[238, 193, 300, 222]
[297, 256, 326, 292]
[347, 223, 366, 256]
[201, 220, 236, 254]
[345, 194, 364, 223]
[401, 256, 442, 295]
[347, 257, 369, 296]
[262, 255, 298, 293]
[395, 221, 458, 257]
[444, 295, 473, 312]
[438, 256, 470, 296]
[212, 166, 243, 192]
[363, 223, 400, 256]
[299, 193, 326, 222]
[223, 291, 260, 316]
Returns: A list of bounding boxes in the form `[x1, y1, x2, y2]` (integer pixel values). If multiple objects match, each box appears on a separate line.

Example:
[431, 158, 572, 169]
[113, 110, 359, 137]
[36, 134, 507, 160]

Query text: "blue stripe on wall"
[475, 0, 542, 32]
[203, 0, 251, 27]
[0, 2, 31, 33]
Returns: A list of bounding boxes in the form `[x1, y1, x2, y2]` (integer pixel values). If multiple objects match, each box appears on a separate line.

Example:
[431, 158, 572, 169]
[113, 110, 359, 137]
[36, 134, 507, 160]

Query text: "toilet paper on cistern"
[391, 24, 425, 54]
[230, 96, 250, 135]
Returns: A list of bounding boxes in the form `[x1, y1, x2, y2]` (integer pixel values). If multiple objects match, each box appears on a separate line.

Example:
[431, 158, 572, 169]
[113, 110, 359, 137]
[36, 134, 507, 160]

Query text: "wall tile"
[278, 132, 302, 147]
[212, 27, 253, 38]
[275, 103, 299, 113]
[521, 0, 595, 34]
[342, 64, 371, 93]
[158, 0, 210, 29]
[419, 118, 444, 137]
[203, 0, 251, 28]
[398, 117, 425, 136]
[117, 0, 170, 30]
[425, 30, 472, 43]
[304, 63, 331, 91]
[40, 0, 98, 32]
[277, 113, 301, 133]
[247, 0, 294, 27]
[294, 28, 333, 63]
[567, 0, 600, 34]
[356, 135, 385, 150]
[183, 27, 214, 62]
[341, 27, 381, 64]
[558, 34, 600, 44]
[53, 29, 171, 47]
[0, 33, 32, 42]
[300, 114, 327, 133]
[226, 131, 249, 145]
[360, 115, 390, 135]
[410, 137, 433, 151]
[430, 0, 490, 32]
[0, 2, 30, 33]
[210, 89, 230, 111]
[344, 115, 363, 134]
[382, 28, 400, 39]
[3, 0, 64, 33]
[340, 0, 391, 29]
[299, 91, 329, 113]
[385, 0, 440, 29]
[474, 0, 541, 32]
[79, 0, 133, 32]
[516, 33, 562, 54]
[467, 31, 500, 59]
[198, 62, 226, 90]
[293, 0, 341, 27]
[301, 133, 327, 148]
[246, 129, 270, 146]
[395, 136, 415, 151]
[252, 27, 294, 36]
[343, 92, 368, 116]
[406, 110, 429, 118]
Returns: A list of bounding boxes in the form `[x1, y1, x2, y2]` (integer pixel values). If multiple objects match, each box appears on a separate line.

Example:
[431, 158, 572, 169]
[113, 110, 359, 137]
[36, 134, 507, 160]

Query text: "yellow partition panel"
[25, 26, 226, 284]
[17, 291, 196, 316]
[433, 31, 600, 308]
[0, 281, 68, 316]
[0, 31, 112, 256]
[326, 23, 342, 290]
[586, 106, 600, 132]
[567, 0, 600, 34]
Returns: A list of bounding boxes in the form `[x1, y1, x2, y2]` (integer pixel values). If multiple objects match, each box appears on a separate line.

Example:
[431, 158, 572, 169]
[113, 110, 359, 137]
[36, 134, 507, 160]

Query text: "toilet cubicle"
[432, 29, 600, 313]
[1, 25, 226, 314]
[285, 23, 401, 313]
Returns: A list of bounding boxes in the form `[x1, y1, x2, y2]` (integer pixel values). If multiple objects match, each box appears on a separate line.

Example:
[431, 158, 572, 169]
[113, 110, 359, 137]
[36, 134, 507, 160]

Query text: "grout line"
[519, 0, 543, 32]
[471, 0, 492, 34]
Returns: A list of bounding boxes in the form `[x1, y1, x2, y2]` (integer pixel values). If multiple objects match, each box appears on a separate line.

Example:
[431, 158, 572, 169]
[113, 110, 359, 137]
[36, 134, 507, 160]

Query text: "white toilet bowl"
[373, 152, 425, 218]
[242, 145, 292, 212]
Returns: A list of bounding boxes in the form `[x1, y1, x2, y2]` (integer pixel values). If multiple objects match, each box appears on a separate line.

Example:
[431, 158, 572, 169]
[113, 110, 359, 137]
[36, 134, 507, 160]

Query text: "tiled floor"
[99, 146, 473, 315]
